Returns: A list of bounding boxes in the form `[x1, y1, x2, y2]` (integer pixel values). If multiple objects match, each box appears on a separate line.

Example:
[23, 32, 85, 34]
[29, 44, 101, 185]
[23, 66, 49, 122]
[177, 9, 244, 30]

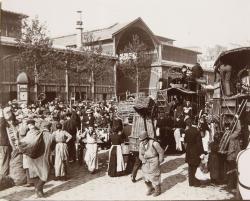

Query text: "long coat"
[139, 139, 164, 185]
[184, 126, 204, 166]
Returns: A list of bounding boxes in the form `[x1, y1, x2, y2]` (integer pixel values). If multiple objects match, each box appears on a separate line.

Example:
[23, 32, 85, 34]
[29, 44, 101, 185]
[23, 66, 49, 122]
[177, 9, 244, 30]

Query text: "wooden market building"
[0, 8, 214, 105]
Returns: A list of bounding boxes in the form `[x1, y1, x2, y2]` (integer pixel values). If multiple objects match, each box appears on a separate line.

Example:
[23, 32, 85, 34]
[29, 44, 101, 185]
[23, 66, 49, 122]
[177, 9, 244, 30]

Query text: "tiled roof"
[53, 18, 178, 47]
[2, 9, 28, 18]
[52, 34, 77, 47]
[53, 20, 134, 43]
[155, 35, 175, 42]
[53, 17, 162, 45]
[84, 22, 131, 41]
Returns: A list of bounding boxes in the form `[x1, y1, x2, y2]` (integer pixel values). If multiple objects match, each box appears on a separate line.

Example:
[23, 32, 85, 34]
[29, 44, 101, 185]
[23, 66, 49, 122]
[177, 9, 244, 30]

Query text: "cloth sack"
[195, 166, 210, 181]
[18, 130, 45, 159]
[195, 156, 210, 181]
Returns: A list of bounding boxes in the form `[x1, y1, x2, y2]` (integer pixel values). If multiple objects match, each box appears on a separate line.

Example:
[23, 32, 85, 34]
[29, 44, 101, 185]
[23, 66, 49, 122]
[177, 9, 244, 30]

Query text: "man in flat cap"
[139, 131, 164, 197]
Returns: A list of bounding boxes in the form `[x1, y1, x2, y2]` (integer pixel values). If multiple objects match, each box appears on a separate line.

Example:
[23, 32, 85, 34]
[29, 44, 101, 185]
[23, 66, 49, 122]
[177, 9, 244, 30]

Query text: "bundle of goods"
[133, 96, 156, 118]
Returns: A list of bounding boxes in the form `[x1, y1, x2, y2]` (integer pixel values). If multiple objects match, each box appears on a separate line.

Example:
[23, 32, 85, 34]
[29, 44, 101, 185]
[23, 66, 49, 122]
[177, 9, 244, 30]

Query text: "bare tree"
[118, 34, 153, 98]
[77, 32, 114, 101]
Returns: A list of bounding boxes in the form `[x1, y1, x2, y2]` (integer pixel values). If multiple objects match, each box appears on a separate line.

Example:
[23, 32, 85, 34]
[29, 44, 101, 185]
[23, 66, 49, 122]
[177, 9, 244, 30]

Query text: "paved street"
[0, 151, 235, 200]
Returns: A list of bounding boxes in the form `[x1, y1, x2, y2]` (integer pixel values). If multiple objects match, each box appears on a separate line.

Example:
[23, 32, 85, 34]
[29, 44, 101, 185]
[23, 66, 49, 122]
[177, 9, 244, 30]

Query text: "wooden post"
[34, 64, 38, 101]
[113, 61, 117, 101]
[65, 68, 69, 103]
[91, 70, 95, 101]
[136, 65, 139, 99]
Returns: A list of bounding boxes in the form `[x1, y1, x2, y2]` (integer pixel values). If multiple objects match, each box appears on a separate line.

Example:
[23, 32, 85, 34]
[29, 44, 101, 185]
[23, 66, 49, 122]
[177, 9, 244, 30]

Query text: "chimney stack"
[76, 11, 83, 50]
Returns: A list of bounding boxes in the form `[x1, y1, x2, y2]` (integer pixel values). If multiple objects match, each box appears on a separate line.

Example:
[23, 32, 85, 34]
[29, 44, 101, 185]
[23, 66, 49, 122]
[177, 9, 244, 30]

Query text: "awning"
[214, 47, 250, 73]
[160, 87, 197, 96]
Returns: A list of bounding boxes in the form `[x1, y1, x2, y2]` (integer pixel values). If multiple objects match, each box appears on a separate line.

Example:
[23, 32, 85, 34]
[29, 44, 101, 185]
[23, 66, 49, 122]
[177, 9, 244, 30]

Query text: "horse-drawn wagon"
[212, 47, 250, 199]
[212, 47, 250, 151]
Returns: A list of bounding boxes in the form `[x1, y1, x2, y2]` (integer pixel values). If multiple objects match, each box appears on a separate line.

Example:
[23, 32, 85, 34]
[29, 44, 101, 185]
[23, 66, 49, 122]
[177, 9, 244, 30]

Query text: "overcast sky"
[2, 0, 250, 48]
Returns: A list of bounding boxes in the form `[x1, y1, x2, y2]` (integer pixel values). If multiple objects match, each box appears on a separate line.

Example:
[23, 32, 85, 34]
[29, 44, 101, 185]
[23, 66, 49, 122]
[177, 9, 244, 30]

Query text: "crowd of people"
[0, 96, 248, 198]
[0, 99, 130, 197]
[154, 95, 246, 196]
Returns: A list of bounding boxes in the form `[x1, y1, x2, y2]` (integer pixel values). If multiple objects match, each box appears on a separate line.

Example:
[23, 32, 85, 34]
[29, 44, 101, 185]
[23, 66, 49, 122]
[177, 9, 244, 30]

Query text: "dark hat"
[26, 119, 36, 125]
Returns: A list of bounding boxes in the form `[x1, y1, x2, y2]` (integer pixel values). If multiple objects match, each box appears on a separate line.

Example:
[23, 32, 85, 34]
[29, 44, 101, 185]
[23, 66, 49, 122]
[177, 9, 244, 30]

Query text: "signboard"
[20, 91, 28, 101]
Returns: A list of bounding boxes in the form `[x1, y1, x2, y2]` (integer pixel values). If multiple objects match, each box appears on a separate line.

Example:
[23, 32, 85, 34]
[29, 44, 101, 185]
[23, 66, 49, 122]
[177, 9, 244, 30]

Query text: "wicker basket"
[133, 97, 156, 118]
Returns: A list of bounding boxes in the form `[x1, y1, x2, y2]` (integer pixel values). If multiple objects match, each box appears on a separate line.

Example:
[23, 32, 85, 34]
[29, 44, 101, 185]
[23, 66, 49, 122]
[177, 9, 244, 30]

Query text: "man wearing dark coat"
[184, 118, 204, 187]
[63, 111, 80, 163]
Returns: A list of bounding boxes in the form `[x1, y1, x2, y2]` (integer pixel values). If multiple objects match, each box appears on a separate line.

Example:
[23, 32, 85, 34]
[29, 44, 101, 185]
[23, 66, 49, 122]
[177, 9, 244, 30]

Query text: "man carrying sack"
[17, 120, 52, 198]
[139, 131, 164, 197]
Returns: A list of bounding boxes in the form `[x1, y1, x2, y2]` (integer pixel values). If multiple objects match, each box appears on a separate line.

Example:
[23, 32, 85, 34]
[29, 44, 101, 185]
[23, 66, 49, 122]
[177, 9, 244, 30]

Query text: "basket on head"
[133, 96, 156, 118]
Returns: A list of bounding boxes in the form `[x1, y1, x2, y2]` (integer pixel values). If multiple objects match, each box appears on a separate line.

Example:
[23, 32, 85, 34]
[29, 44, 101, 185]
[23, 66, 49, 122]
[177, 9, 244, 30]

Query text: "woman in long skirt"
[108, 113, 125, 177]
[108, 132, 125, 177]
[52, 123, 72, 180]
[82, 126, 99, 173]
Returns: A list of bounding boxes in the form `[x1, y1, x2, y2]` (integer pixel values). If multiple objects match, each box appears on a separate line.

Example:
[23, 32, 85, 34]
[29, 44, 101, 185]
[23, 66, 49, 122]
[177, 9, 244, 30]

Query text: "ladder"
[219, 98, 248, 154]
[156, 89, 168, 115]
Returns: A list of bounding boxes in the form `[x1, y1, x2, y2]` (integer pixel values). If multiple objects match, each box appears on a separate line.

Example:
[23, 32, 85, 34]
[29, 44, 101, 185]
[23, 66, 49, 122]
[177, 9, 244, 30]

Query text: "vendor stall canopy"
[214, 47, 250, 74]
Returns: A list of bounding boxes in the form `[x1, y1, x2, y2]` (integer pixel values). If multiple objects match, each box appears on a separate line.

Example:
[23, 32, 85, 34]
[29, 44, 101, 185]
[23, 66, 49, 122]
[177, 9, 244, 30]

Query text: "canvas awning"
[214, 47, 250, 74]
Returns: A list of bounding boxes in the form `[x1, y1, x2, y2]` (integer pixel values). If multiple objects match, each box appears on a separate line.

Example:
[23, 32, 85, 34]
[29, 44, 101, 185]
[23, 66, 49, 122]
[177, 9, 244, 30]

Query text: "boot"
[153, 185, 161, 197]
[131, 175, 136, 183]
[145, 181, 154, 196]
[35, 189, 44, 198]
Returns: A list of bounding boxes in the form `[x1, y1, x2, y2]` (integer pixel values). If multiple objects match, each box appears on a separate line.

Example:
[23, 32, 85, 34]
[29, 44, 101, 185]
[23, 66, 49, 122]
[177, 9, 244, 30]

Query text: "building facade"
[0, 9, 116, 105]
[1, 9, 214, 105]
[54, 17, 214, 100]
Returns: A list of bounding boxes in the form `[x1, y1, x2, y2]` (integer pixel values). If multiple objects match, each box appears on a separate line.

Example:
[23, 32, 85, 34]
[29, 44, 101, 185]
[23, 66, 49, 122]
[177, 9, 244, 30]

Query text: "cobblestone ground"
[0, 151, 234, 201]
